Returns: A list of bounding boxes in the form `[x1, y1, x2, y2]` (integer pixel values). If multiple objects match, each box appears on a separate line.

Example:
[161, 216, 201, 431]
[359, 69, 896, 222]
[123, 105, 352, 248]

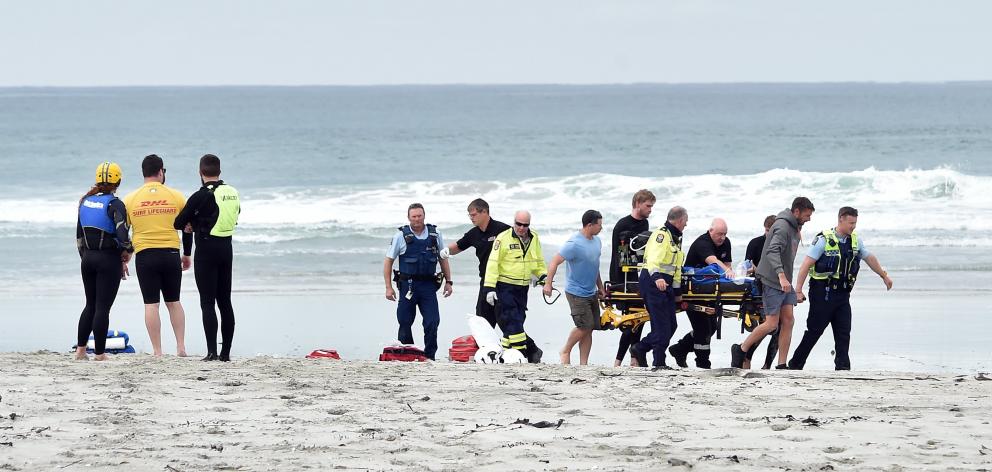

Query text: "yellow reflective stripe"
[658, 264, 678, 274]
[508, 333, 527, 342]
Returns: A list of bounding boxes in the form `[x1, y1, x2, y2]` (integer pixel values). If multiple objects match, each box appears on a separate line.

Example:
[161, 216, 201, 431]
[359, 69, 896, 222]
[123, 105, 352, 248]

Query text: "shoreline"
[3, 287, 990, 374]
[1, 353, 990, 471]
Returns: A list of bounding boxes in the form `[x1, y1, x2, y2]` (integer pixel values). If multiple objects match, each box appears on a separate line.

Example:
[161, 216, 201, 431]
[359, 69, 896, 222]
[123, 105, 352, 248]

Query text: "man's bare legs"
[741, 314, 779, 354]
[776, 305, 794, 366]
[560, 328, 592, 365]
[144, 303, 163, 356]
[165, 301, 188, 357]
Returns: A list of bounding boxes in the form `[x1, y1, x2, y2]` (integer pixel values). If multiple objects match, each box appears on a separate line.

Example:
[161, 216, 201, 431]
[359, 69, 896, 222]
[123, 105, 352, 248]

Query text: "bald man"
[483, 210, 548, 362]
[668, 218, 734, 368]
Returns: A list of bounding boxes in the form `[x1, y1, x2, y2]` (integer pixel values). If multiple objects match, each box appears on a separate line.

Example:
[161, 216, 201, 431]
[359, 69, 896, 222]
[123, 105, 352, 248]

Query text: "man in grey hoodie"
[731, 197, 815, 369]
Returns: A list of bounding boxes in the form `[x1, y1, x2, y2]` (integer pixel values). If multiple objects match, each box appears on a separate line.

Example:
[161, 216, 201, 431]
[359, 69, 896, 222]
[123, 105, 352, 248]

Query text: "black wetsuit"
[76, 195, 133, 355]
[174, 180, 240, 359]
[609, 215, 649, 362]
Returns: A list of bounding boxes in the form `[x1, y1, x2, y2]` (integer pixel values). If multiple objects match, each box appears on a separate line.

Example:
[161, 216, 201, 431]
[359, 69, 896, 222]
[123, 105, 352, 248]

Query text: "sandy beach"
[1, 353, 990, 471]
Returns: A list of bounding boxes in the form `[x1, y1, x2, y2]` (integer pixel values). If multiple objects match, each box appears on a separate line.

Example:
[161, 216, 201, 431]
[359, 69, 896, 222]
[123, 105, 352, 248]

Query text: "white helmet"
[474, 349, 502, 364]
[500, 349, 527, 364]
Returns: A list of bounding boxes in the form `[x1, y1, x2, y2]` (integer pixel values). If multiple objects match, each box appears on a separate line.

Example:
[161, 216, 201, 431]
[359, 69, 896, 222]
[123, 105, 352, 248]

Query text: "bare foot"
[742, 359, 751, 369]
[153, 351, 163, 357]
[559, 351, 570, 366]
[93, 354, 109, 361]
[630, 358, 639, 367]
[613, 359, 622, 367]
[74, 350, 89, 361]
[177, 350, 188, 358]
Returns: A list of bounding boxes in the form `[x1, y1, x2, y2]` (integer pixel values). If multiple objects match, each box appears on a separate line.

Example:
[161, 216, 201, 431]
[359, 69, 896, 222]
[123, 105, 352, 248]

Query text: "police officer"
[788, 207, 893, 370]
[75, 162, 134, 361]
[383, 203, 453, 360]
[629, 206, 687, 370]
[668, 218, 733, 368]
[483, 210, 547, 360]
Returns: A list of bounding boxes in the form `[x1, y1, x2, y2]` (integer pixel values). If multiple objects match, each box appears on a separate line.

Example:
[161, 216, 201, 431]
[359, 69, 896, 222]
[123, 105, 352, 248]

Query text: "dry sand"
[1, 352, 990, 471]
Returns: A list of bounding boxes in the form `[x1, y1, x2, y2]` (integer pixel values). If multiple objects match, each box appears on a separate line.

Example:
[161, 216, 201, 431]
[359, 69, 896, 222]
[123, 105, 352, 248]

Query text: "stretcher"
[600, 263, 765, 338]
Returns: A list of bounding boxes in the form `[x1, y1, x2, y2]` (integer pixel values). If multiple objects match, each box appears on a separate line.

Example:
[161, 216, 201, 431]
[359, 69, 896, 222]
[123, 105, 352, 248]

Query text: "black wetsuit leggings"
[194, 237, 235, 357]
[616, 323, 644, 362]
[77, 249, 123, 355]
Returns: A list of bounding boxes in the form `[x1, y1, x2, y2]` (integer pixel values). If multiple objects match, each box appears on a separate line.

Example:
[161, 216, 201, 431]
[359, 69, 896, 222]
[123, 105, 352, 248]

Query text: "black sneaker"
[775, 363, 790, 370]
[651, 364, 673, 371]
[668, 346, 688, 368]
[629, 344, 648, 368]
[202, 353, 219, 362]
[730, 344, 745, 368]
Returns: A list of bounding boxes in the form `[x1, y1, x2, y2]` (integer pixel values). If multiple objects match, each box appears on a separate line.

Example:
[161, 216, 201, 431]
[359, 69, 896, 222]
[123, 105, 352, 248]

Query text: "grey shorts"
[762, 284, 797, 316]
[566, 293, 601, 330]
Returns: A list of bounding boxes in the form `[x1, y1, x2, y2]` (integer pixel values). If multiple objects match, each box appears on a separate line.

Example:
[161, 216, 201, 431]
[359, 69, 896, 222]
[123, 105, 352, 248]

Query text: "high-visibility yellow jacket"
[484, 228, 547, 288]
[642, 224, 684, 289]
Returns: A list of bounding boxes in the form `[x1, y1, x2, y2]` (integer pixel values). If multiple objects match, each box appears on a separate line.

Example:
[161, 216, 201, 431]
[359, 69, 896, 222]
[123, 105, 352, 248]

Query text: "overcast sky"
[1, 0, 989, 86]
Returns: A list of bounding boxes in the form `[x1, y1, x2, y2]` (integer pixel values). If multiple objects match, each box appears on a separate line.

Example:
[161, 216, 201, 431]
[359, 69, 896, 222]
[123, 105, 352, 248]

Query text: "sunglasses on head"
[514, 221, 530, 228]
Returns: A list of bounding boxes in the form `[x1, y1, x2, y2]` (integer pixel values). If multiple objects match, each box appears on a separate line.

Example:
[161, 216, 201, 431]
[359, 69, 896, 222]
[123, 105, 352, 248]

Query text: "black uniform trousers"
[670, 310, 718, 368]
[789, 280, 853, 370]
[478, 281, 540, 360]
[633, 270, 678, 367]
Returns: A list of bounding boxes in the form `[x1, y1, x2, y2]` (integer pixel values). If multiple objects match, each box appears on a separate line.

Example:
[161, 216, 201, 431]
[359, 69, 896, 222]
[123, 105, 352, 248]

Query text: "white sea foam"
[3, 168, 989, 246]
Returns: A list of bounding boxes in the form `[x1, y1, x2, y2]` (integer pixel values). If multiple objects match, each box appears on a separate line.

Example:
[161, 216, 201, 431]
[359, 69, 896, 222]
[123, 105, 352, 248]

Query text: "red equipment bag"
[448, 335, 479, 362]
[379, 344, 428, 362]
[305, 349, 341, 359]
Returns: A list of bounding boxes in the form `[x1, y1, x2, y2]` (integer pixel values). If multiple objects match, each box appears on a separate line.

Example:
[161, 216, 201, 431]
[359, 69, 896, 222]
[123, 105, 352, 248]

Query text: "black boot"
[693, 349, 711, 369]
[668, 345, 689, 368]
[528, 346, 543, 364]
[730, 344, 745, 368]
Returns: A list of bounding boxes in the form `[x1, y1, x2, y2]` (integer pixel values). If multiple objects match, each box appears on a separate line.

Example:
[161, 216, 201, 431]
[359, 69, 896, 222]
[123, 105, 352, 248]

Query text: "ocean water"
[1, 84, 990, 371]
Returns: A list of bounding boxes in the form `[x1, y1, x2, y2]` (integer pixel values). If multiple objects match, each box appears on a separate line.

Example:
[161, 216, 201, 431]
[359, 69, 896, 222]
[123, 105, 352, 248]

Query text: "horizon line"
[3, 80, 992, 89]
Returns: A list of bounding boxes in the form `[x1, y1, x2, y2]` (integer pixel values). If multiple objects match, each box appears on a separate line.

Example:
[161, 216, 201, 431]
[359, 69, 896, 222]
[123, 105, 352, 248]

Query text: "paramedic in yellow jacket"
[628, 206, 687, 369]
[483, 210, 547, 363]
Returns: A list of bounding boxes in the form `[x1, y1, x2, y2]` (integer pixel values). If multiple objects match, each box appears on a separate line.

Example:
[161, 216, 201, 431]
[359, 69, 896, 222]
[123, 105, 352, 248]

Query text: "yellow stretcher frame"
[600, 265, 765, 335]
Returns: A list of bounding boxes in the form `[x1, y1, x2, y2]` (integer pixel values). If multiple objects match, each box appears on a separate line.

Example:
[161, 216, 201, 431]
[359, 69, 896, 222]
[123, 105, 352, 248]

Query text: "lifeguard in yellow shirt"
[123, 154, 191, 357]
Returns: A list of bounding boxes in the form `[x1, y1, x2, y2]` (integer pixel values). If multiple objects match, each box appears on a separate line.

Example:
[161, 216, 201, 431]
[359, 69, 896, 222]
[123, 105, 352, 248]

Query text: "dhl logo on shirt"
[132, 200, 178, 217]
